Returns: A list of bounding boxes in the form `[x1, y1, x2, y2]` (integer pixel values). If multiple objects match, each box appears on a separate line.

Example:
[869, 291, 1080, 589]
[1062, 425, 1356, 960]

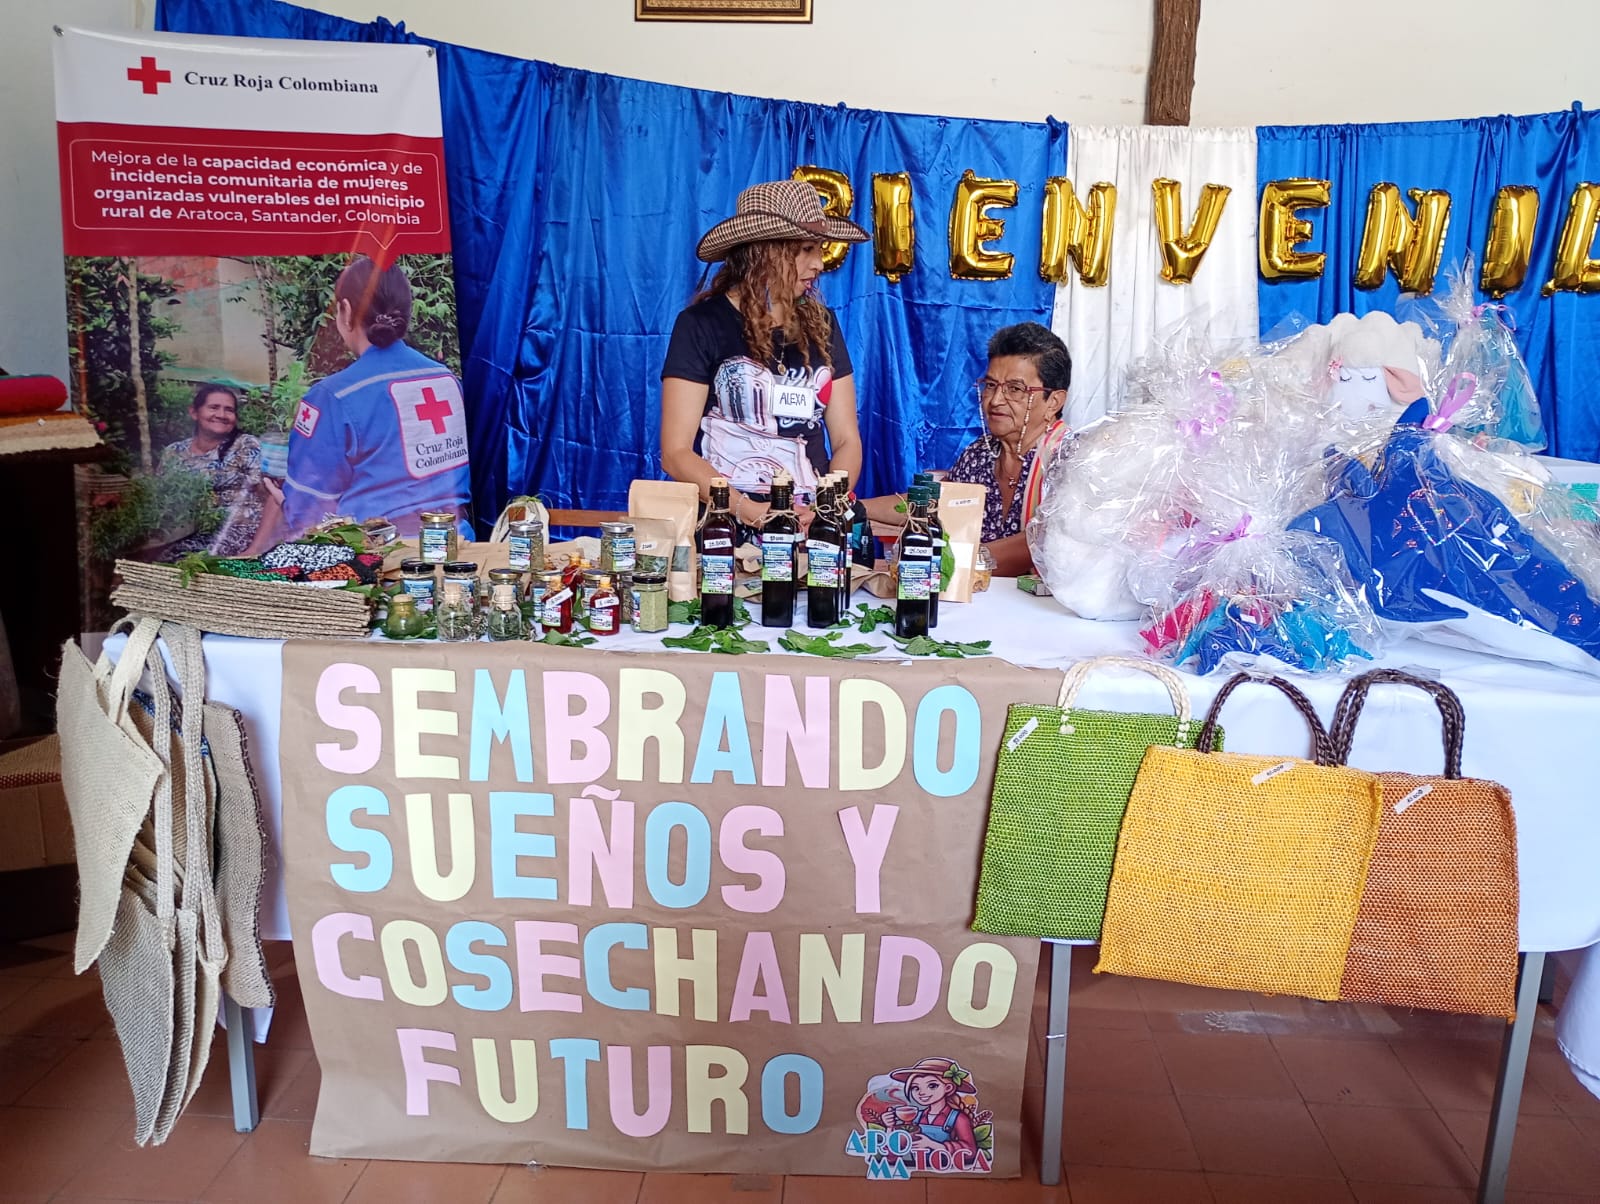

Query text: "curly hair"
[697, 240, 833, 372]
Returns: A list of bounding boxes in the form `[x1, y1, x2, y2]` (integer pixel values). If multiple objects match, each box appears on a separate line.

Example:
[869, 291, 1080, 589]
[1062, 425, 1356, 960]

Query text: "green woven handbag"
[972, 655, 1217, 940]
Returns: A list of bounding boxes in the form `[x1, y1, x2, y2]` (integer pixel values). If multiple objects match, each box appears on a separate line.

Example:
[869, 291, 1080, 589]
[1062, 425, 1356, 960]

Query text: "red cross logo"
[414, 386, 453, 435]
[126, 56, 172, 95]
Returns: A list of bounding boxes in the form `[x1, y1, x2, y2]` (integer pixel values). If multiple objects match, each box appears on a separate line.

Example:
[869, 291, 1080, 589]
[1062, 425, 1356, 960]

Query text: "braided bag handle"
[1328, 668, 1465, 779]
[1196, 672, 1334, 765]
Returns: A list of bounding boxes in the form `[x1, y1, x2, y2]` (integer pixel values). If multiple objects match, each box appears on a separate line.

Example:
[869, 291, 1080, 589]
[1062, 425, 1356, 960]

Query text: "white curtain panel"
[1050, 125, 1259, 429]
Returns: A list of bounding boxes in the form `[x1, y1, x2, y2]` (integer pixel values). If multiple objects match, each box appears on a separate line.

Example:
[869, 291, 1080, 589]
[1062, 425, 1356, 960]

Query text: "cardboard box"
[0, 736, 74, 872]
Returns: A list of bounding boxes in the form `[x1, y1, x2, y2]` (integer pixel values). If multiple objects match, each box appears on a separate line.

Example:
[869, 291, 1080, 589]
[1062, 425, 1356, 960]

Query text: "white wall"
[0, 0, 143, 380]
[5, 0, 1599, 380]
[293, 0, 1154, 126]
[1191, 0, 1600, 126]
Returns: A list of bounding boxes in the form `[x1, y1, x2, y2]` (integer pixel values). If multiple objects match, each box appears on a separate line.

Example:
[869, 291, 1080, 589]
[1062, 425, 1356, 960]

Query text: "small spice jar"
[616, 571, 635, 626]
[487, 566, 523, 603]
[419, 511, 457, 564]
[632, 571, 668, 633]
[580, 568, 606, 628]
[443, 561, 479, 612]
[506, 518, 545, 573]
[399, 559, 436, 612]
[435, 579, 477, 642]
[382, 592, 427, 639]
[538, 569, 574, 634]
[486, 583, 527, 641]
[599, 521, 637, 574]
[588, 574, 621, 636]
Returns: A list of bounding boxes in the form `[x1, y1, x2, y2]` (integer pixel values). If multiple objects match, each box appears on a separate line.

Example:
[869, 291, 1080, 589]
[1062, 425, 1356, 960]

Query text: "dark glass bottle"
[760, 474, 801, 628]
[830, 473, 853, 616]
[806, 478, 844, 628]
[895, 486, 934, 639]
[698, 477, 738, 629]
[846, 482, 874, 568]
[923, 476, 944, 629]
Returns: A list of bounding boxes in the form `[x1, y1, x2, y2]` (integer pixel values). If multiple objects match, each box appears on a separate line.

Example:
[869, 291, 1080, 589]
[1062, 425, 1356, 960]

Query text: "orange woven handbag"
[1096, 673, 1383, 1001]
[1329, 669, 1519, 1017]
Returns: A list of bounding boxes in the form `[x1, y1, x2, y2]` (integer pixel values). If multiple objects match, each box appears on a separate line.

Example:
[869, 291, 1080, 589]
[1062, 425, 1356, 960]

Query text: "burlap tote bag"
[55, 617, 165, 972]
[973, 655, 1215, 940]
[1329, 669, 1519, 1017]
[89, 629, 181, 1144]
[1097, 673, 1384, 1001]
[202, 702, 274, 1009]
[100, 624, 228, 1144]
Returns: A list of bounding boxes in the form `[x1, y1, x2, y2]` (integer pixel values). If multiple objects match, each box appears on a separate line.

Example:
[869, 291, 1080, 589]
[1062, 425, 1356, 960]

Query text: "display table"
[108, 586, 1600, 1195]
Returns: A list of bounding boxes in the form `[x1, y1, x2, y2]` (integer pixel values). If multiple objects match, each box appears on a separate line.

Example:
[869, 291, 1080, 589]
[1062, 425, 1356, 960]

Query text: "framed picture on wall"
[635, 0, 813, 22]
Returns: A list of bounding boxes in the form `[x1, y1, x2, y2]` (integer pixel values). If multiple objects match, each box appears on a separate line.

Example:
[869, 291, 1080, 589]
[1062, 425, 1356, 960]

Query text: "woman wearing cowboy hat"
[661, 179, 870, 526]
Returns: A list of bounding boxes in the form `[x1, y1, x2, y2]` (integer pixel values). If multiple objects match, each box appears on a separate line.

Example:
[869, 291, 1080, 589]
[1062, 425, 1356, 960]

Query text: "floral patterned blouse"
[159, 433, 265, 556]
[945, 422, 1072, 543]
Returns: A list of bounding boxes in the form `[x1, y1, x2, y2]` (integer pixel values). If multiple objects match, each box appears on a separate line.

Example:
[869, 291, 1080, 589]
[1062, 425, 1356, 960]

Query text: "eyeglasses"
[975, 378, 1052, 406]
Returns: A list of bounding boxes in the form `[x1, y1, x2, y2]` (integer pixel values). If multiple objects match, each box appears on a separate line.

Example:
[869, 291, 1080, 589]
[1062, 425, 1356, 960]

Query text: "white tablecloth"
[105, 584, 1600, 1097]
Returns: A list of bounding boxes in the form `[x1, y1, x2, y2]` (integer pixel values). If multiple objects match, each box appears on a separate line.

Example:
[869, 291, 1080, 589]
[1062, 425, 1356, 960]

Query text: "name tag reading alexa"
[770, 383, 816, 422]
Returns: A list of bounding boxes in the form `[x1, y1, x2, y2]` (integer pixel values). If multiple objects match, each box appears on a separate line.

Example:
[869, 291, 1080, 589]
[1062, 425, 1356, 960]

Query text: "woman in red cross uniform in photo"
[282, 256, 473, 539]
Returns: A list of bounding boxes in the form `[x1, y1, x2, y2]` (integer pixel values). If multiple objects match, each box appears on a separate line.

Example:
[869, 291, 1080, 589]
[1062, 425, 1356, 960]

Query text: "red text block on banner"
[57, 123, 449, 267]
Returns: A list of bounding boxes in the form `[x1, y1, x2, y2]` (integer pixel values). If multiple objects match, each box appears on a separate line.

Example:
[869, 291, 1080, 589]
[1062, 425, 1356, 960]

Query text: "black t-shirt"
[661, 294, 852, 499]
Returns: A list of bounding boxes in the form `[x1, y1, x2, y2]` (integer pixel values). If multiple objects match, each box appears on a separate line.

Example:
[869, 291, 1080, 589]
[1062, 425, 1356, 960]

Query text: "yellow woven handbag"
[1096, 673, 1383, 1001]
[1329, 669, 1519, 1017]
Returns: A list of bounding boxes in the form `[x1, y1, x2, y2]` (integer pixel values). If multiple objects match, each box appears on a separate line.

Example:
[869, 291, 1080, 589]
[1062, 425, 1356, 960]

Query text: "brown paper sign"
[280, 642, 1050, 1177]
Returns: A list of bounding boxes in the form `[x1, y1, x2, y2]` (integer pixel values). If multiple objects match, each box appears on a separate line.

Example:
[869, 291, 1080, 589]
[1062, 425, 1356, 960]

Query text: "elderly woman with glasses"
[867, 322, 1073, 575]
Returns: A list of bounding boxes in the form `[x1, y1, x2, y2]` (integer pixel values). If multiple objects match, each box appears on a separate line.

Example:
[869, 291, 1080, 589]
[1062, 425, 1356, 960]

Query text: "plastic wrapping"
[1397, 260, 1545, 449]
[1291, 400, 1600, 674]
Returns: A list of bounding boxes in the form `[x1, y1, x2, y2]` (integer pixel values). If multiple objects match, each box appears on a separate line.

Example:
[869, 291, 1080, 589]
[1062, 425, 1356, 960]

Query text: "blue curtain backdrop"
[1257, 110, 1600, 461]
[158, 0, 1063, 524]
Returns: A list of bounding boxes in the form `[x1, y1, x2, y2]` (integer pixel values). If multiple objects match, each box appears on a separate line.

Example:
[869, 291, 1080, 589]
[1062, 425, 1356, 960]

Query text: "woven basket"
[973, 655, 1213, 940]
[1096, 673, 1383, 1001]
[112, 560, 373, 640]
[1329, 669, 1519, 1017]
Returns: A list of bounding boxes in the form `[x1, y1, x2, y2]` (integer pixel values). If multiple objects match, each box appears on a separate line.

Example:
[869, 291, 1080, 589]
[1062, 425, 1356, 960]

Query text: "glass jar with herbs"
[399, 559, 436, 612]
[419, 511, 457, 564]
[599, 521, 637, 575]
[435, 579, 477, 642]
[443, 562, 479, 613]
[632, 571, 668, 633]
[507, 518, 545, 573]
[485, 583, 526, 641]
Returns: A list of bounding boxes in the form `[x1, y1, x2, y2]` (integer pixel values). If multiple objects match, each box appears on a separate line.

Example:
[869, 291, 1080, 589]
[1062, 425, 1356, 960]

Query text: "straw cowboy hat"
[696, 179, 870, 263]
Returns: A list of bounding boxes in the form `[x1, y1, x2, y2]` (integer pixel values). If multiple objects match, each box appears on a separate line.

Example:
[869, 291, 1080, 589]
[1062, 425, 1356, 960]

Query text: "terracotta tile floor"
[2, 932, 1599, 1203]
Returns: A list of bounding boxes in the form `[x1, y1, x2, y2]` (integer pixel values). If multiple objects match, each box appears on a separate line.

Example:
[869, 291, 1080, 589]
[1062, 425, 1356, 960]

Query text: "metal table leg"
[223, 994, 260, 1132]
[1476, 951, 1545, 1204]
[1038, 943, 1072, 1186]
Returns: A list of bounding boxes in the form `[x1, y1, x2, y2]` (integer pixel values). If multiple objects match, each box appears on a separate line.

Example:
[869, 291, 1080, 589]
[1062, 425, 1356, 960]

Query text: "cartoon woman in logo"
[889, 1058, 988, 1163]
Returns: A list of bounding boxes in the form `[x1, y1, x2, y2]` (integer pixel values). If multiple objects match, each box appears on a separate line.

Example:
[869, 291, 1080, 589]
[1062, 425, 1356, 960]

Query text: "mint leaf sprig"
[779, 629, 885, 659]
[885, 633, 993, 659]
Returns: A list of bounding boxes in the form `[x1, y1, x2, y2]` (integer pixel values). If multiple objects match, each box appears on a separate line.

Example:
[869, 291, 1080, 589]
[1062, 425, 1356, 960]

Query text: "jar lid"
[400, 559, 431, 573]
[443, 561, 479, 573]
[508, 518, 542, 531]
[632, 572, 667, 585]
[600, 521, 635, 534]
[488, 567, 521, 581]
[420, 510, 456, 523]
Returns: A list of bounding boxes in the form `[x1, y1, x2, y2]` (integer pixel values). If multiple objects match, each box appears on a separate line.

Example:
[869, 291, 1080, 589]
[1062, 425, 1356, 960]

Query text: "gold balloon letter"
[1258, 178, 1330, 281]
[1354, 183, 1452, 293]
[1479, 185, 1539, 298]
[871, 172, 916, 283]
[791, 165, 854, 273]
[1543, 183, 1600, 295]
[1152, 178, 1232, 285]
[949, 169, 1019, 281]
[1040, 177, 1117, 286]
